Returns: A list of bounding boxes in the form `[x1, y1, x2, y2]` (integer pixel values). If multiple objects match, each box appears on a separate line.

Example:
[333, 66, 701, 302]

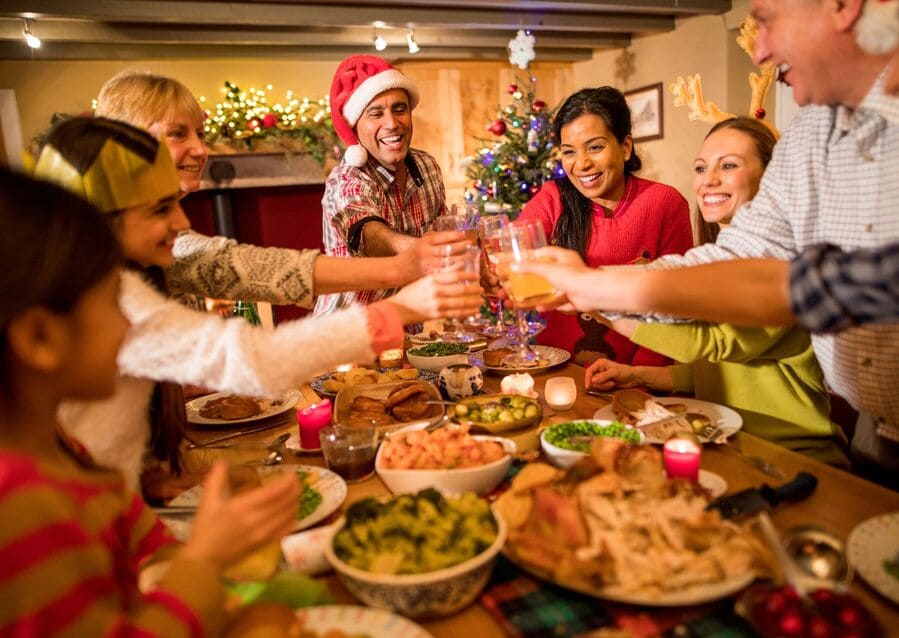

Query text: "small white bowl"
[540, 419, 643, 469]
[405, 349, 469, 373]
[376, 423, 515, 496]
[325, 512, 507, 619]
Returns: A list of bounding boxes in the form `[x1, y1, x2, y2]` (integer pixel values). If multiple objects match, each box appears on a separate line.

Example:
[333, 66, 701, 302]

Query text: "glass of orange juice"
[496, 222, 562, 366]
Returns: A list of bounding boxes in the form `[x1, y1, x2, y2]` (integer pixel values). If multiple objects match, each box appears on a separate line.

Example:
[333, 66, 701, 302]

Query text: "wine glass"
[495, 221, 561, 365]
[477, 213, 510, 338]
[450, 203, 481, 240]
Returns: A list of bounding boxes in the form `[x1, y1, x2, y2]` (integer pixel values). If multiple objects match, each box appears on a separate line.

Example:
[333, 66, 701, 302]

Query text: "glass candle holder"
[663, 432, 701, 481]
[544, 377, 577, 411]
[297, 399, 332, 450]
[378, 348, 404, 369]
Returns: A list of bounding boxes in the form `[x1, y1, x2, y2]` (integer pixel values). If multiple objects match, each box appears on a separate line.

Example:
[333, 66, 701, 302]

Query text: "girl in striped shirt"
[0, 168, 299, 637]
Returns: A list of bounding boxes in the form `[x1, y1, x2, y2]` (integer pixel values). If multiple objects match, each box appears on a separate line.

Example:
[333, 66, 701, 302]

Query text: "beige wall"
[0, 59, 338, 149]
[572, 1, 774, 206]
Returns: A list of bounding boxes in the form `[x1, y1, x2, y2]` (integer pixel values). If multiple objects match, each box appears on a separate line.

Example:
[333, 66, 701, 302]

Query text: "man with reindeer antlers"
[518, 0, 899, 486]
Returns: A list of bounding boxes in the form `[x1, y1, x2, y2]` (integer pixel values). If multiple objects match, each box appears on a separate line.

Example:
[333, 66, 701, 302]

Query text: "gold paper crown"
[669, 16, 779, 139]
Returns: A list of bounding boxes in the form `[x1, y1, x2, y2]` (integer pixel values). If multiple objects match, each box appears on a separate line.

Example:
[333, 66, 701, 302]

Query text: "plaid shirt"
[314, 148, 446, 315]
[790, 242, 899, 334]
[649, 68, 899, 444]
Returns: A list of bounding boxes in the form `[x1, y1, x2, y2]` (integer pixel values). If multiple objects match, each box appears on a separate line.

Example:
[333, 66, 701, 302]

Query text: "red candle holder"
[663, 432, 701, 481]
[297, 399, 332, 451]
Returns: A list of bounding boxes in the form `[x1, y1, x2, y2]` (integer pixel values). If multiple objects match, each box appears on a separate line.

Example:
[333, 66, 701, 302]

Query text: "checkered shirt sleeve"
[790, 243, 899, 333]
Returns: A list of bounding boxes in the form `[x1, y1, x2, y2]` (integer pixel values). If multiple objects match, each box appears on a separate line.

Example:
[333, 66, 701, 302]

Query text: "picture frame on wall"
[624, 83, 663, 142]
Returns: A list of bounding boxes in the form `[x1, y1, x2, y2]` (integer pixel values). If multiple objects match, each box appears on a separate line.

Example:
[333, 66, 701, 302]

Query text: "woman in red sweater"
[518, 87, 693, 366]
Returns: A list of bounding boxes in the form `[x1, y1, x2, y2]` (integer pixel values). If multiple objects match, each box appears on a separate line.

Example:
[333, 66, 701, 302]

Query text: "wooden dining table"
[181, 362, 899, 636]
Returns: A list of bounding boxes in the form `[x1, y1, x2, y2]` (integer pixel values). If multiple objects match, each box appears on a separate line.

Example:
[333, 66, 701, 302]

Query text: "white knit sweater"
[59, 270, 374, 489]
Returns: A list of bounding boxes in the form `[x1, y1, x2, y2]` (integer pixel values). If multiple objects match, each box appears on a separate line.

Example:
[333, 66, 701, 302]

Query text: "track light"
[406, 29, 420, 54]
[22, 19, 41, 49]
[373, 29, 387, 51]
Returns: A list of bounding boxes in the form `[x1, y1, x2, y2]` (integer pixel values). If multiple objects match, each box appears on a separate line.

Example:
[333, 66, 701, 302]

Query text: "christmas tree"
[465, 77, 563, 218]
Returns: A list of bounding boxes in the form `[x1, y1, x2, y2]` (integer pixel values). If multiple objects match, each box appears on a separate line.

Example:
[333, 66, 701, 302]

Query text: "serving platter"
[312, 368, 437, 398]
[505, 553, 756, 606]
[470, 345, 570, 375]
[333, 380, 444, 439]
[185, 389, 300, 427]
[847, 511, 899, 605]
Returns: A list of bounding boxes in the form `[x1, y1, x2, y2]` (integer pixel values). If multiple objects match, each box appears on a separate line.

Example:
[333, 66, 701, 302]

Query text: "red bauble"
[755, 108, 767, 119]
[488, 119, 508, 136]
[262, 113, 278, 129]
[508, 84, 518, 94]
[532, 100, 546, 113]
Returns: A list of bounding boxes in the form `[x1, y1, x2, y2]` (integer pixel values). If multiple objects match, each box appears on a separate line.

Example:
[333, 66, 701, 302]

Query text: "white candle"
[500, 373, 536, 398]
[544, 377, 577, 411]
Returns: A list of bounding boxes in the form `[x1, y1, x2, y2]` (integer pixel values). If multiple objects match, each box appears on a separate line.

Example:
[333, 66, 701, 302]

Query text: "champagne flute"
[496, 222, 561, 365]
[450, 203, 481, 242]
[477, 213, 510, 338]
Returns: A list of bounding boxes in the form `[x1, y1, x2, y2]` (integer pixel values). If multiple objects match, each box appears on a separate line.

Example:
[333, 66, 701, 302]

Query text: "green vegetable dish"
[544, 420, 641, 453]
[333, 489, 497, 575]
[297, 470, 322, 520]
[453, 395, 540, 424]
[408, 342, 469, 357]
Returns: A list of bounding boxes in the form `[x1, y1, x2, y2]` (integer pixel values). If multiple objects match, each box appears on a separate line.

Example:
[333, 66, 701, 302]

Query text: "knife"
[706, 472, 817, 520]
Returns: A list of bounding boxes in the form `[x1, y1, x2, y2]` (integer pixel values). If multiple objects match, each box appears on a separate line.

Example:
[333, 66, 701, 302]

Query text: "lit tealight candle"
[378, 348, 403, 370]
[297, 399, 332, 450]
[500, 373, 536, 398]
[544, 377, 577, 411]
[663, 432, 701, 481]
[335, 363, 354, 373]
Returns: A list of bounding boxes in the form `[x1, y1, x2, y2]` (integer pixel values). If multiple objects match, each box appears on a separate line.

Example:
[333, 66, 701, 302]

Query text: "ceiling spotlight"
[373, 29, 387, 51]
[406, 29, 420, 54]
[22, 19, 41, 49]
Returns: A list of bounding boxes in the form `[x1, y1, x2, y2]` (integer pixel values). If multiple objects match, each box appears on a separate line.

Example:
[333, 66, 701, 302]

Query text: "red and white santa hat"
[856, 0, 899, 54]
[329, 55, 420, 167]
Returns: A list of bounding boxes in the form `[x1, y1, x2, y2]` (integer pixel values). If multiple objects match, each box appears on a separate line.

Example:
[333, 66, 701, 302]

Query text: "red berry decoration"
[810, 588, 834, 604]
[778, 610, 806, 635]
[508, 84, 518, 94]
[262, 113, 277, 129]
[808, 617, 834, 638]
[765, 590, 789, 614]
[488, 119, 507, 136]
[532, 100, 546, 113]
[838, 605, 861, 627]
[755, 108, 767, 119]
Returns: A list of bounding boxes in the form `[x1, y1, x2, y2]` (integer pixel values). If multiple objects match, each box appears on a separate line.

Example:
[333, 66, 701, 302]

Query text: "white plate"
[161, 465, 346, 541]
[409, 332, 487, 351]
[295, 605, 433, 638]
[847, 511, 899, 605]
[699, 469, 728, 498]
[185, 390, 300, 427]
[285, 432, 321, 453]
[470, 345, 571, 375]
[593, 397, 743, 445]
[311, 369, 438, 398]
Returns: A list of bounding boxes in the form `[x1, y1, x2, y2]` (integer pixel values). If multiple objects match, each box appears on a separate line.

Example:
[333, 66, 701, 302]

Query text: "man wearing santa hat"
[315, 55, 464, 315]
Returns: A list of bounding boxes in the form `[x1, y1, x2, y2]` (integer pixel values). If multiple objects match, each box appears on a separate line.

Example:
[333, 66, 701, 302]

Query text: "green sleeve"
[631, 322, 791, 365]
[669, 364, 694, 394]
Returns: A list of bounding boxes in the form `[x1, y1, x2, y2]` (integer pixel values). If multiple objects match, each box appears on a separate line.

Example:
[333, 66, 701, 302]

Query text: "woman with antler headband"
[517, 87, 693, 368]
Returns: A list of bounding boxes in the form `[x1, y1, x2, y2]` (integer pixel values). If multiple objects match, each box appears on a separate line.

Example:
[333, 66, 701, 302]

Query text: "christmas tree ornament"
[513, 91, 523, 100]
[262, 113, 278, 129]
[488, 119, 508, 136]
[532, 100, 546, 113]
[527, 128, 539, 154]
[508, 29, 536, 70]
[508, 84, 518, 94]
